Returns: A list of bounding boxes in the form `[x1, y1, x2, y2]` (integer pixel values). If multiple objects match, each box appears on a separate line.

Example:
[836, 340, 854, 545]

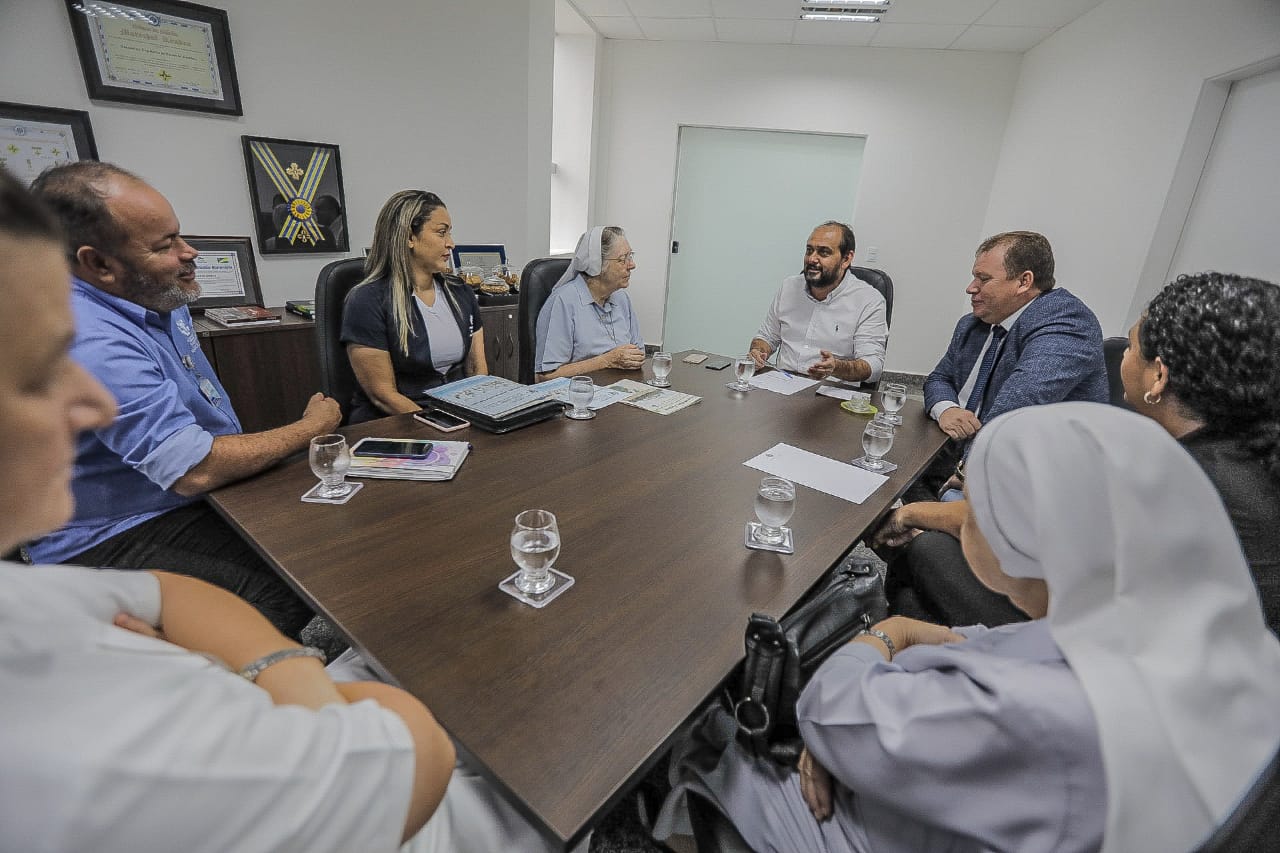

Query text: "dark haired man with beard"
[26, 162, 340, 637]
[748, 221, 888, 384]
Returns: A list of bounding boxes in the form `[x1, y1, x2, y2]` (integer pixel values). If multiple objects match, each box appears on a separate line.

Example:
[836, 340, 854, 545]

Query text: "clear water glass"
[860, 420, 895, 471]
[880, 382, 907, 426]
[569, 376, 595, 416]
[511, 509, 560, 594]
[753, 476, 795, 545]
[732, 356, 757, 391]
[309, 434, 352, 498]
[651, 351, 673, 386]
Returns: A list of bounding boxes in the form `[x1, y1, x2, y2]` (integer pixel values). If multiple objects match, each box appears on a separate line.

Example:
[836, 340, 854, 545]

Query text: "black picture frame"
[241, 135, 349, 255]
[0, 101, 98, 185]
[185, 235, 263, 310]
[64, 0, 242, 116]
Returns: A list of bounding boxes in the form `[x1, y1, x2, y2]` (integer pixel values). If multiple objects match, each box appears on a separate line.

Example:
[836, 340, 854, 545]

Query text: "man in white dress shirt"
[748, 221, 888, 384]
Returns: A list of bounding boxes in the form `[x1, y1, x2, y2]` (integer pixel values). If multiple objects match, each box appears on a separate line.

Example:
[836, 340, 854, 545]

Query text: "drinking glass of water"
[753, 476, 796, 546]
[566, 376, 596, 420]
[511, 509, 560, 595]
[309, 434, 352, 498]
[880, 382, 907, 426]
[650, 351, 673, 387]
[731, 356, 757, 391]
[855, 420, 895, 471]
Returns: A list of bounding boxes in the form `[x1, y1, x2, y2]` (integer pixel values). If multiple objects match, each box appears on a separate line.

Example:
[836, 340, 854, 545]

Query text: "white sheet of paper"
[744, 443, 887, 504]
[816, 385, 857, 400]
[747, 371, 820, 395]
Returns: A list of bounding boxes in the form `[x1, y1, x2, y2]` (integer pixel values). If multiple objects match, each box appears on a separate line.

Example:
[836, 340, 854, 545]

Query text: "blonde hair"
[355, 189, 461, 356]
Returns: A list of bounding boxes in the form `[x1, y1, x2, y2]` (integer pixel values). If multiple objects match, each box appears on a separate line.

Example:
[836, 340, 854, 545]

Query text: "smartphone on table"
[413, 408, 471, 432]
[351, 438, 434, 459]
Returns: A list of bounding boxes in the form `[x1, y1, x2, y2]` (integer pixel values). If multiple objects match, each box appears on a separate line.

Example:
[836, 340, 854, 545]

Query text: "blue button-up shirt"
[29, 279, 241, 563]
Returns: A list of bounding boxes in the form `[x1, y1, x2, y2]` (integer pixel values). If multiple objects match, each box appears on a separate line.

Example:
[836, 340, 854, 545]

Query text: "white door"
[661, 126, 865, 357]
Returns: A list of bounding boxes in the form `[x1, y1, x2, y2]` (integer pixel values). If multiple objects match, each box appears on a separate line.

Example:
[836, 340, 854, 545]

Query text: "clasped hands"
[607, 344, 646, 370]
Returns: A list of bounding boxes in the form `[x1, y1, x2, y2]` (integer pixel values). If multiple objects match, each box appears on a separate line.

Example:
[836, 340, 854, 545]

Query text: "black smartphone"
[704, 356, 733, 370]
[351, 438, 433, 459]
[413, 409, 471, 432]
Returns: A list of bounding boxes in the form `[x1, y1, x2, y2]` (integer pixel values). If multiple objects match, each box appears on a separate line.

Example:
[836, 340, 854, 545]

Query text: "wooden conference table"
[208, 355, 949, 849]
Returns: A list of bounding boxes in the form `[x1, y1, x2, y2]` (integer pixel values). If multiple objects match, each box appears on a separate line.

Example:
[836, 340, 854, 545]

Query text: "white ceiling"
[557, 0, 1107, 52]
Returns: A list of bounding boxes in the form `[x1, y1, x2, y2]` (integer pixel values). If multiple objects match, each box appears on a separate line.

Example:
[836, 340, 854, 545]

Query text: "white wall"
[0, 0, 554, 307]
[593, 40, 1022, 372]
[551, 33, 599, 255]
[1167, 65, 1280, 284]
[980, 0, 1280, 336]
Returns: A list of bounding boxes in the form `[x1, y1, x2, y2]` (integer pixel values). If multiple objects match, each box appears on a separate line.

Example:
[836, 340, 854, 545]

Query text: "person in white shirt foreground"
[0, 167, 572, 852]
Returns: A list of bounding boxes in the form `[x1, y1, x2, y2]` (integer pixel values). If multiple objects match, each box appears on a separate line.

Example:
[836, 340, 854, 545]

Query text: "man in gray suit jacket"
[915, 231, 1108, 498]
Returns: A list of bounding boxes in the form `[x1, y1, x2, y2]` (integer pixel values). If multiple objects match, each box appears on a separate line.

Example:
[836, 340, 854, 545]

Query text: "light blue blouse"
[534, 275, 644, 373]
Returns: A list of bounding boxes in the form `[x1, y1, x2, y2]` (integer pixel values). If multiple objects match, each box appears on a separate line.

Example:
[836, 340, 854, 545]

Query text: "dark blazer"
[924, 288, 1108, 424]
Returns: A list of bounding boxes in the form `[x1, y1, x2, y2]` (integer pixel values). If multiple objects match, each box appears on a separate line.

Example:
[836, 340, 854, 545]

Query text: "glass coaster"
[563, 408, 596, 420]
[499, 569, 576, 608]
[648, 378, 671, 387]
[745, 522, 795, 554]
[850, 457, 898, 473]
[301, 481, 363, 504]
[726, 382, 752, 392]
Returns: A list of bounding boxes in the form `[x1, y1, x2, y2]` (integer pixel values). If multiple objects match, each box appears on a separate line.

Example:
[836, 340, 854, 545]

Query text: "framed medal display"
[240, 135, 349, 255]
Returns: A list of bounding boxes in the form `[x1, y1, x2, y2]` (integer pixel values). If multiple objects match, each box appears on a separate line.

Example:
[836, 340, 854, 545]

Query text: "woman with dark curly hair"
[1121, 271, 1280, 634]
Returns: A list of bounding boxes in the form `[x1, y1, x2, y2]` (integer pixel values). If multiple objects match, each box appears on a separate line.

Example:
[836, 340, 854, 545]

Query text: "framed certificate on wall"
[0, 101, 98, 186]
[64, 0, 243, 115]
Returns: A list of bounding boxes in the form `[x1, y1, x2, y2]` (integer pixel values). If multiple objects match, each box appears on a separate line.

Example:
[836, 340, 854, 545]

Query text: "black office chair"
[1102, 336, 1132, 409]
[517, 257, 571, 385]
[1195, 744, 1280, 852]
[851, 266, 894, 329]
[314, 257, 367, 424]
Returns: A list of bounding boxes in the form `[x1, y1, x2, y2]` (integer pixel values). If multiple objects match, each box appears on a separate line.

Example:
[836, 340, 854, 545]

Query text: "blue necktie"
[964, 325, 1007, 413]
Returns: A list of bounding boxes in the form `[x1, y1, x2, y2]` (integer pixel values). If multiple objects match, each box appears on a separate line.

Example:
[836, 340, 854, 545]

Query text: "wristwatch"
[238, 646, 327, 682]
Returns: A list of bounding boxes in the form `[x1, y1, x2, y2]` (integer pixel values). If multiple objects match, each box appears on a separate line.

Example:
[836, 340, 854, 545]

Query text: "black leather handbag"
[731, 555, 888, 766]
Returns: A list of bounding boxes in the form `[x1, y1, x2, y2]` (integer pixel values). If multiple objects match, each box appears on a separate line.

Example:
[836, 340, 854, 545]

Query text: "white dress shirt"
[754, 271, 888, 381]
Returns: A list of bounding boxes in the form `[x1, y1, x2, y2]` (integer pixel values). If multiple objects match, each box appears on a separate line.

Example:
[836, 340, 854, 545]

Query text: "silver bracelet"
[238, 646, 327, 682]
[857, 627, 896, 660]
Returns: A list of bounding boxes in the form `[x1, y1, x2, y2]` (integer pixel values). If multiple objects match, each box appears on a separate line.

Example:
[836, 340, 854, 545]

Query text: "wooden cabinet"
[195, 310, 321, 433]
[480, 301, 520, 381]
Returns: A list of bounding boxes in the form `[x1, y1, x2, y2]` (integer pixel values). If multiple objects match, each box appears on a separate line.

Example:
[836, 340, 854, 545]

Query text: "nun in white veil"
[656, 402, 1280, 853]
[966, 402, 1280, 852]
[534, 226, 645, 381]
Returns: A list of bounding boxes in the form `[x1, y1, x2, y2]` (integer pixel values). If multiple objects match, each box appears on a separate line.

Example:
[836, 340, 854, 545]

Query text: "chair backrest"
[517, 257, 571, 385]
[314, 257, 367, 424]
[851, 266, 894, 328]
[1102, 336, 1132, 409]
[1196, 744, 1280, 852]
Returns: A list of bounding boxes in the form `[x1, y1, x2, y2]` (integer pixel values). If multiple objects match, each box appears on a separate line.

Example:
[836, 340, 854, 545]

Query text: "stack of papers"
[540, 376, 631, 411]
[608, 379, 702, 415]
[348, 440, 471, 481]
